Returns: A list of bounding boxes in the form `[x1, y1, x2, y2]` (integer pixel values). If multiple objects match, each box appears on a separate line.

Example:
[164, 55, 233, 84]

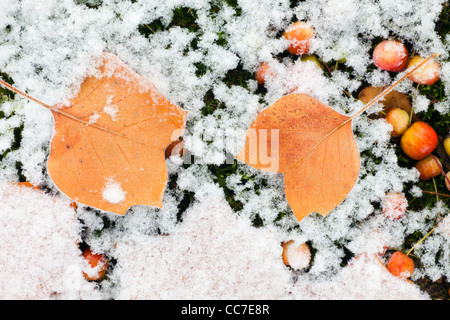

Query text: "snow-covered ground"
[0, 0, 448, 300]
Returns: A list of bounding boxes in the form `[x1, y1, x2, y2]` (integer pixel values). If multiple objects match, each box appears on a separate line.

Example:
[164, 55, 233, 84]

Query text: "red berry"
[407, 56, 440, 85]
[415, 155, 441, 180]
[400, 121, 438, 160]
[385, 107, 409, 137]
[283, 21, 314, 56]
[255, 62, 274, 86]
[281, 240, 311, 270]
[381, 192, 408, 220]
[82, 247, 108, 281]
[373, 40, 409, 72]
[386, 251, 415, 278]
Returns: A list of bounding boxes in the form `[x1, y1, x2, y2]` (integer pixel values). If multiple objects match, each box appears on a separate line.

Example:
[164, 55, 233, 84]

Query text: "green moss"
[74, 0, 103, 9]
[171, 7, 200, 32]
[435, 2, 450, 41]
[417, 81, 444, 102]
[207, 162, 247, 213]
[138, 19, 166, 36]
[0, 72, 15, 101]
[138, 6, 200, 38]
[200, 90, 225, 116]
[222, 63, 253, 89]
[193, 61, 209, 77]
[167, 173, 196, 222]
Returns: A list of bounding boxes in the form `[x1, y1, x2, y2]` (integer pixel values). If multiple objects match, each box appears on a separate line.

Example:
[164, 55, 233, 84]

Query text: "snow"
[283, 241, 311, 270]
[102, 178, 126, 204]
[113, 186, 291, 299]
[0, 0, 448, 300]
[290, 253, 429, 300]
[381, 192, 408, 220]
[103, 96, 119, 121]
[438, 216, 450, 242]
[0, 183, 102, 299]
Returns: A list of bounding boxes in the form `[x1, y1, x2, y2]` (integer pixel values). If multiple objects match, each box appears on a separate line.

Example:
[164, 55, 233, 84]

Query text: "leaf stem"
[432, 177, 439, 202]
[302, 53, 439, 159]
[0, 78, 145, 144]
[350, 53, 439, 121]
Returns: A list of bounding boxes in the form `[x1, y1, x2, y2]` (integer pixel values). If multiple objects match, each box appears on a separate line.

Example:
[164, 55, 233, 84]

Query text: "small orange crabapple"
[282, 21, 314, 56]
[381, 192, 408, 220]
[373, 40, 409, 72]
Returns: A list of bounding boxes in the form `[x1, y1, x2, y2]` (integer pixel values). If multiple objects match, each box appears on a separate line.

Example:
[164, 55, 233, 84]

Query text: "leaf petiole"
[0, 78, 146, 144]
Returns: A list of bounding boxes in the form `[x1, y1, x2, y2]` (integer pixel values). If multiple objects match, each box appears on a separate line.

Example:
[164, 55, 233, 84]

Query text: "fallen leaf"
[1, 53, 187, 215]
[236, 94, 360, 222]
[237, 54, 439, 222]
[358, 86, 412, 119]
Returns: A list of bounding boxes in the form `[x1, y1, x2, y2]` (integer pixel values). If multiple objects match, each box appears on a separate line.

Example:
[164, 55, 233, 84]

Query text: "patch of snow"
[0, 182, 102, 299]
[113, 186, 291, 299]
[102, 177, 126, 204]
[290, 253, 430, 300]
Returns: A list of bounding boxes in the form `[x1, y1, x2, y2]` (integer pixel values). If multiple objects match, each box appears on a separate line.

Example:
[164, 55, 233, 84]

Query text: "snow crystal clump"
[0, 183, 102, 299]
[113, 186, 291, 299]
[438, 216, 450, 242]
[290, 253, 430, 300]
[102, 178, 126, 204]
[413, 94, 431, 113]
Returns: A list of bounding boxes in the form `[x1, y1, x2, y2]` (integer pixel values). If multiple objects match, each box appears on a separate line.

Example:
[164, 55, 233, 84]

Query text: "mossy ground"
[0, 0, 449, 299]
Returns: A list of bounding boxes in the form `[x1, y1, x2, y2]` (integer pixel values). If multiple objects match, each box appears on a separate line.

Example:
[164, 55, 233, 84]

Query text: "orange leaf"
[47, 52, 187, 215]
[1, 53, 187, 215]
[236, 94, 359, 222]
[237, 53, 440, 222]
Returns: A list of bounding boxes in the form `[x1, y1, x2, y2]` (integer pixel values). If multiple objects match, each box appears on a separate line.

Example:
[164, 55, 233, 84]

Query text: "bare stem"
[406, 218, 443, 256]
[422, 190, 450, 198]
[432, 177, 439, 202]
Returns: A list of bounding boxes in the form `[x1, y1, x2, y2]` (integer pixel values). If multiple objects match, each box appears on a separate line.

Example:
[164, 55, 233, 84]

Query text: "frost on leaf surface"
[47, 52, 187, 215]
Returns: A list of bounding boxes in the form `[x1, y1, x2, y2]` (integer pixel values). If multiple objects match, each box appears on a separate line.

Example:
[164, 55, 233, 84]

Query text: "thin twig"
[322, 60, 333, 76]
[422, 190, 450, 198]
[430, 154, 450, 186]
[432, 177, 439, 202]
[406, 218, 443, 256]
